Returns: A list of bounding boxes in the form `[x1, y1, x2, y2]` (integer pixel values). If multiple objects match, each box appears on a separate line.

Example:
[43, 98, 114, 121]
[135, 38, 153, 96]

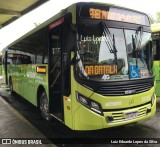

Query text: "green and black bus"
[2, 2, 156, 130]
[151, 23, 160, 97]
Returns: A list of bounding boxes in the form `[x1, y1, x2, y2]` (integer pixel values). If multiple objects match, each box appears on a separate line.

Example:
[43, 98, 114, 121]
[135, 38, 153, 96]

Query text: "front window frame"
[74, 20, 153, 83]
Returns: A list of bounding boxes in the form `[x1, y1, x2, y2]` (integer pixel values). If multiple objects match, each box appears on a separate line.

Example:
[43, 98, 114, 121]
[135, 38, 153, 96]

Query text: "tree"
[148, 14, 155, 24]
[156, 11, 160, 23]
[148, 11, 160, 24]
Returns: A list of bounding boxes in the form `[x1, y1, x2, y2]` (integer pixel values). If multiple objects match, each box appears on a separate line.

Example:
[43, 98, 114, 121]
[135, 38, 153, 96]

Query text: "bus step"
[52, 112, 62, 120]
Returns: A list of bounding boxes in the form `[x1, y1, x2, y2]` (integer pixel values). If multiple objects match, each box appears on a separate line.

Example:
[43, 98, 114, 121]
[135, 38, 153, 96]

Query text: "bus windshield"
[75, 23, 153, 81]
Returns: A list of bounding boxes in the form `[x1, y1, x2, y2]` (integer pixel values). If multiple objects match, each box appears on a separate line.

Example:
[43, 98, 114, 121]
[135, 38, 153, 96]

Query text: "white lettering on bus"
[106, 101, 122, 107]
[142, 95, 150, 102]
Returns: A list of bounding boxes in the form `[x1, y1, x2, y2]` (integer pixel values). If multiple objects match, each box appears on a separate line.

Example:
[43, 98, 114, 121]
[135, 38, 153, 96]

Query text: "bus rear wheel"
[40, 92, 51, 121]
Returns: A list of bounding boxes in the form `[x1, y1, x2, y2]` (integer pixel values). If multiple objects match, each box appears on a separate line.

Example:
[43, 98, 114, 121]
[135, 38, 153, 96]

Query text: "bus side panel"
[26, 64, 48, 106]
[9, 64, 22, 94]
[19, 65, 26, 97]
[153, 61, 160, 96]
[10, 64, 48, 106]
[11, 65, 29, 100]
[34, 64, 49, 106]
[25, 64, 36, 105]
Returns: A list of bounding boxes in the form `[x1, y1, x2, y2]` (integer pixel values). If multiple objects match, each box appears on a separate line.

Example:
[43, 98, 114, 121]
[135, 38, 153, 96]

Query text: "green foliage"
[148, 11, 160, 24]
[156, 11, 160, 23]
[148, 14, 155, 24]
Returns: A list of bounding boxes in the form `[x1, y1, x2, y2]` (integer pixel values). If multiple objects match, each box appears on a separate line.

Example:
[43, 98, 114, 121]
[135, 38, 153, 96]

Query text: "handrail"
[50, 56, 60, 74]
[51, 71, 61, 87]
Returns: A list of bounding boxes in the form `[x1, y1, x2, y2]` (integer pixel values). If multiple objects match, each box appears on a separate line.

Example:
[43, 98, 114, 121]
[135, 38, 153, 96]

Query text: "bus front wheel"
[40, 92, 51, 121]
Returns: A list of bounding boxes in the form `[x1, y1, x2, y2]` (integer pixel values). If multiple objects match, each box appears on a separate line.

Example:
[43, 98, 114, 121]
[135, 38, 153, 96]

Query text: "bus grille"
[108, 107, 147, 123]
[97, 82, 153, 96]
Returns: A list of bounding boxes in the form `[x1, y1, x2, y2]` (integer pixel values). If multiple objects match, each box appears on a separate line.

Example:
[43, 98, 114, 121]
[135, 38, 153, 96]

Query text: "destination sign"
[80, 5, 149, 26]
[89, 8, 142, 24]
[49, 17, 64, 30]
[85, 65, 118, 75]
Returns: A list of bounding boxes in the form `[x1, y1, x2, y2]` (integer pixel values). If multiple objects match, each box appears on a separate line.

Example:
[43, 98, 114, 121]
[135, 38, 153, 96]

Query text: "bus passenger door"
[48, 18, 64, 120]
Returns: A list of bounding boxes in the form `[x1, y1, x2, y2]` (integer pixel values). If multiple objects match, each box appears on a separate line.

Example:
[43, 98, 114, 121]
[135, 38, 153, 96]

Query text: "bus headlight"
[151, 93, 155, 106]
[91, 101, 100, 110]
[78, 95, 89, 106]
[76, 92, 103, 115]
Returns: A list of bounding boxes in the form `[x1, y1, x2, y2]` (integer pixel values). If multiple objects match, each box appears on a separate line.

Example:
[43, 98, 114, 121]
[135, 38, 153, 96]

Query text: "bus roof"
[151, 23, 160, 33]
[1, 2, 149, 51]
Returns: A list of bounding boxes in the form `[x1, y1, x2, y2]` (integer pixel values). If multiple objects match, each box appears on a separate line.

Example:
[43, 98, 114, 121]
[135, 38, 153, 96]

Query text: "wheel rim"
[41, 98, 48, 114]
[40, 93, 50, 120]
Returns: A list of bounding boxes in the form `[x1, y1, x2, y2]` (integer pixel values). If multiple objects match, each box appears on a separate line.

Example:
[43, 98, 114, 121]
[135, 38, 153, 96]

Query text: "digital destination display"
[79, 4, 149, 26]
[85, 65, 118, 75]
[89, 8, 142, 24]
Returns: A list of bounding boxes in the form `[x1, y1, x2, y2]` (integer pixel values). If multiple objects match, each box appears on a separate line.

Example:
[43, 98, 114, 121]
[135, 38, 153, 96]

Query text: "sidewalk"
[0, 96, 56, 146]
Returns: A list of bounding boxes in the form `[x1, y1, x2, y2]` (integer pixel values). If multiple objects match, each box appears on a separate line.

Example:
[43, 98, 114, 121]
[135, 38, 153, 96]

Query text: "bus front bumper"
[74, 100, 156, 130]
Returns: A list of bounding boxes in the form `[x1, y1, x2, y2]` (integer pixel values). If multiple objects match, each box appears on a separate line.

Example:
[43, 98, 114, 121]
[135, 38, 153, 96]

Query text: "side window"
[27, 56, 32, 64]
[36, 54, 43, 64]
[43, 52, 48, 64]
[7, 26, 49, 65]
[35, 45, 48, 64]
[19, 28, 48, 64]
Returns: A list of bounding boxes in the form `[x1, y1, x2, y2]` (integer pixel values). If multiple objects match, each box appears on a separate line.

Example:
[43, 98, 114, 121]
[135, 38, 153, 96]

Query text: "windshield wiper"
[101, 21, 118, 64]
[136, 26, 143, 50]
[112, 34, 118, 64]
[132, 35, 138, 67]
[132, 26, 144, 67]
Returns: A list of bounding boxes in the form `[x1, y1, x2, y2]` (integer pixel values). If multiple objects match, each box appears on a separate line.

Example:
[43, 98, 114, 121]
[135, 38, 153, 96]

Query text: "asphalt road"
[0, 91, 160, 147]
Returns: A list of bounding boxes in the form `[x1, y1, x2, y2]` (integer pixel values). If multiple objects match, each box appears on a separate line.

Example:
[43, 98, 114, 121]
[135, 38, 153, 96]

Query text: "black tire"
[40, 92, 51, 121]
[9, 78, 14, 95]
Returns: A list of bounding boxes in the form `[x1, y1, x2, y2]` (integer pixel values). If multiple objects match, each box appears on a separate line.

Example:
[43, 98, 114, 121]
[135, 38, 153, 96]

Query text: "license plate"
[125, 112, 137, 119]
